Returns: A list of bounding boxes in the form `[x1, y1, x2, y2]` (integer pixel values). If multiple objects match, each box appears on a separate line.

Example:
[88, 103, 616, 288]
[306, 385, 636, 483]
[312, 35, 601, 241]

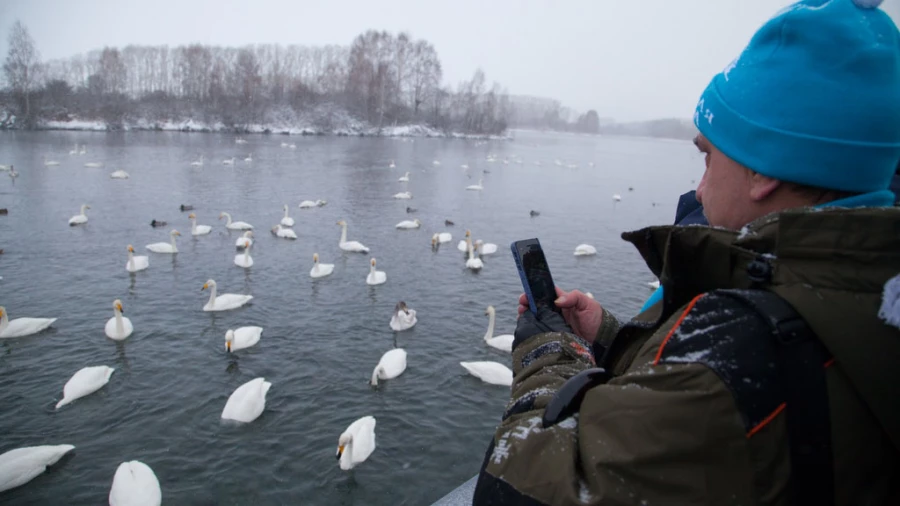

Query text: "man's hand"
[518, 287, 604, 343]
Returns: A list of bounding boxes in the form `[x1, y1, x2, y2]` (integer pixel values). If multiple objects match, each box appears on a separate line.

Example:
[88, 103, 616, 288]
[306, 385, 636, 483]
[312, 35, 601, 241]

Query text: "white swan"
[235, 138, 247, 144]
[389, 301, 417, 331]
[109, 460, 161, 506]
[392, 191, 412, 200]
[298, 199, 327, 208]
[457, 230, 472, 252]
[280, 204, 295, 227]
[190, 155, 204, 167]
[310, 253, 334, 278]
[235, 231, 253, 249]
[366, 258, 387, 286]
[337, 220, 370, 253]
[56, 365, 115, 409]
[271, 224, 297, 240]
[78, 145, 86, 155]
[475, 240, 498, 255]
[398, 171, 410, 182]
[221, 377, 271, 423]
[288, 143, 296, 149]
[104, 299, 133, 341]
[43, 156, 60, 167]
[125, 245, 149, 273]
[460, 361, 513, 386]
[225, 326, 263, 352]
[145, 230, 181, 254]
[389, 160, 395, 168]
[84, 162, 103, 168]
[395, 219, 421, 229]
[0, 306, 57, 338]
[110, 170, 129, 179]
[189, 213, 211, 236]
[0, 445, 75, 493]
[612, 194, 622, 202]
[219, 212, 253, 230]
[222, 157, 235, 165]
[461, 164, 469, 169]
[69, 144, 78, 155]
[483, 306, 513, 352]
[8, 167, 17, 179]
[68, 204, 90, 226]
[244, 153, 253, 162]
[435, 232, 452, 243]
[574, 244, 597, 256]
[432, 160, 441, 166]
[466, 178, 484, 191]
[202, 280, 252, 312]
[466, 240, 483, 271]
[234, 241, 254, 268]
[370, 348, 407, 385]
[336, 416, 376, 471]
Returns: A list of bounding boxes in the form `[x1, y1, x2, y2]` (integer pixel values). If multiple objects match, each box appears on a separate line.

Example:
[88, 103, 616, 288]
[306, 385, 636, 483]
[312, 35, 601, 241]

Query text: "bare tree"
[3, 20, 41, 124]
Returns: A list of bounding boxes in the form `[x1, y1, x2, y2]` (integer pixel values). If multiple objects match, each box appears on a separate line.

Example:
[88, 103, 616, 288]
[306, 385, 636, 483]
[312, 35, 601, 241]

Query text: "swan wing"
[56, 366, 115, 409]
[145, 243, 174, 253]
[378, 349, 408, 379]
[68, 215, 87, 225]
[460, 361, 513, 386]
[347, 416, 377, 465]
[233, 326, 263, 350]
[438, 233, 452, 243]
[457, 241, 468, 252]
[481, 243, 498, 255]
[126, 256, 150, 272]
[109, 460, 161, 506]
[193, 225, 212, 236]
[222, 377, 271, 423]
[1, 318, 58, 338]
[486, 335, 514, 352]
[340, 241, 369, 253]
[281, 217, 295, 227]
[205, 294, 253, 312]
[0, 445, 75, 493]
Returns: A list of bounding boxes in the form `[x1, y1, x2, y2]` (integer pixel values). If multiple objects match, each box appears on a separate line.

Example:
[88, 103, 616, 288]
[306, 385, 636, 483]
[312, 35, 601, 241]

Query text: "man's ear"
[749, 172, 781, 201]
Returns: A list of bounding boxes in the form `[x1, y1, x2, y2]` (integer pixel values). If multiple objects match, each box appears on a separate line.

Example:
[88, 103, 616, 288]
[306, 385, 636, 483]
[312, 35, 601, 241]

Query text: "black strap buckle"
[542, 368, 609, 428]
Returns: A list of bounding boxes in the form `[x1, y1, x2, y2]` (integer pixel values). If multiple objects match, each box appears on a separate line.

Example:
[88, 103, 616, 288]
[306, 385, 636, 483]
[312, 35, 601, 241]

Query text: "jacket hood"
[623, 206, 900, 449]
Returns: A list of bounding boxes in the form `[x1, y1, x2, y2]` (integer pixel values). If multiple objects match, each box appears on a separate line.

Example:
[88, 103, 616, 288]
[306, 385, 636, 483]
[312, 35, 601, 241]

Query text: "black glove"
[514, 306, 573, 350]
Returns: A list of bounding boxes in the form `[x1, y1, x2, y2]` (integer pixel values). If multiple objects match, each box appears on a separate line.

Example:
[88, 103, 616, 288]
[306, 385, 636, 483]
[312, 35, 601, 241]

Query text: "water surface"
[0, 130, 701, 505]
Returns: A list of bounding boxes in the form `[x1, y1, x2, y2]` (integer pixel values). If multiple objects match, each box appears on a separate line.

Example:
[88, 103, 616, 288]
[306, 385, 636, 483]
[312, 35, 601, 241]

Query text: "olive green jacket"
[475, 207, 900, 505]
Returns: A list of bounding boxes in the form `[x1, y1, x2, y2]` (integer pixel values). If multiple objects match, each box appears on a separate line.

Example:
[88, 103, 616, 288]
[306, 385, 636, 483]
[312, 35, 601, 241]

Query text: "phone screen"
[512, 239, 562, 315]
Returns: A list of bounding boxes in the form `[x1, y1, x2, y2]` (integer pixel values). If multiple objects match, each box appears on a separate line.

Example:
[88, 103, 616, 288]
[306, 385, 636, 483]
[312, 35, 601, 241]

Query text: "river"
[0, 129, 700, 505]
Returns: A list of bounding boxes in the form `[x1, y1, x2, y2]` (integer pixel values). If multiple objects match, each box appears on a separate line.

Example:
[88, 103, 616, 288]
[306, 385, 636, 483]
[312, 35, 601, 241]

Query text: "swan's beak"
[201, 283, 208, 291]
[117, 303, 124, 314]
[336, 445, 345, 459]
[226, 341, 232, 352]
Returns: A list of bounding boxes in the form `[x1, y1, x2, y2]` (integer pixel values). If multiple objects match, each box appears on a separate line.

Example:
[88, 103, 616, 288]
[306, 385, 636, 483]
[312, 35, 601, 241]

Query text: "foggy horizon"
[2, 0, 898, 122]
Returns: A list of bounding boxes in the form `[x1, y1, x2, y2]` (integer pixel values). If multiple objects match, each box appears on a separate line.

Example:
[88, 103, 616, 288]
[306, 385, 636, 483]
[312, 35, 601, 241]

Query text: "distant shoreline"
[15, 117, 512, 141]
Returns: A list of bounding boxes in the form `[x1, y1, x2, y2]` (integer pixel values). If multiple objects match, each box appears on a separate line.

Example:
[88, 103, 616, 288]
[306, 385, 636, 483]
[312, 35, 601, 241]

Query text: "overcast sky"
[1, 0, 898, 122]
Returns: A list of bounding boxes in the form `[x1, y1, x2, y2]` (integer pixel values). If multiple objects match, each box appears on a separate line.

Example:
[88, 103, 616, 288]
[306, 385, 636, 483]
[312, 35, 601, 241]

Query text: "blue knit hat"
[694, 0, 900, 193]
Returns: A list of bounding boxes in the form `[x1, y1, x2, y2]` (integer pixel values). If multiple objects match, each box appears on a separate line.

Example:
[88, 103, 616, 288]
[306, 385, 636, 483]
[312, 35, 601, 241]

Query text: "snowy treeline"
[2, 22, 511, 135]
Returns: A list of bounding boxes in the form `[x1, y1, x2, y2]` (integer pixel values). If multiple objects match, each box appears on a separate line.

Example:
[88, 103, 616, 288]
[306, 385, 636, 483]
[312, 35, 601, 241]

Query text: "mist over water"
[0, 130, 700, 504]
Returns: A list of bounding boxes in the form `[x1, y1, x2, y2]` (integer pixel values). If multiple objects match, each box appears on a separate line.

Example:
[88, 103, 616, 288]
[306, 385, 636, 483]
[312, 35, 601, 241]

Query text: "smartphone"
[511, 238, 563, 316]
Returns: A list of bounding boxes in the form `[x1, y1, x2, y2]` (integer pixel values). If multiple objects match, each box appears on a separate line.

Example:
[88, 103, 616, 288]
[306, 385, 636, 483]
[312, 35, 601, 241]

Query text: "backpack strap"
[717, 289, 834, 506]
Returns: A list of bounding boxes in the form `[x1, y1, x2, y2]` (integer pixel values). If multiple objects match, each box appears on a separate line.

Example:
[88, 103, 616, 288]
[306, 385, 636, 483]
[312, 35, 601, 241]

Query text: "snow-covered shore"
[29, 116, 509, 140]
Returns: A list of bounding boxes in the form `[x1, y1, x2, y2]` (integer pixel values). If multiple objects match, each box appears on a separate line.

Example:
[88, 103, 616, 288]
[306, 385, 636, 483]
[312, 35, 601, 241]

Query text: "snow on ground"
[30, 115, 509, 140]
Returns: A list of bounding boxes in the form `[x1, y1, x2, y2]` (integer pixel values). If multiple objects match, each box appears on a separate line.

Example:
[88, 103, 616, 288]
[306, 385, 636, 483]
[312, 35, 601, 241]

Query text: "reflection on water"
[0, 130, 698, 504]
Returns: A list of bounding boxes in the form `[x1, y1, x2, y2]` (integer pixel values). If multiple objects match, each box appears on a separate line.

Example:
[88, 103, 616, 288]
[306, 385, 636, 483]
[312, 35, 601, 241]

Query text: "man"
[474, 1, 900, 504]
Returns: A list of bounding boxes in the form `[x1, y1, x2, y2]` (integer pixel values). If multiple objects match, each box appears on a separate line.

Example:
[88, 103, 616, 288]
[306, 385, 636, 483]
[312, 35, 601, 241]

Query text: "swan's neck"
[114, 308, 124, 335]
[369, 263, 376, 275]
[340, 225, 348, 244]
[170, 234, 178, 251]
[370, 367, 382, 386]
[484, 312, 496, 341]
[191, 217, 197, 233]
[207, 285, 218, 307]
[223, 213, 232, 225]
[80, 205, 88, 216]
[0, 311, 7, 333]
[244, 246, 251, 261]
[127, 250, 134, 269]
[467, 241, 476, 260]
[283, 207, 289, 219]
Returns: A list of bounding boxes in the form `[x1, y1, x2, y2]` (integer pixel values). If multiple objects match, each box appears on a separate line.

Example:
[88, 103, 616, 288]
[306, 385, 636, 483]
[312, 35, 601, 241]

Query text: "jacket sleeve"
[473, 309, 759, 506]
